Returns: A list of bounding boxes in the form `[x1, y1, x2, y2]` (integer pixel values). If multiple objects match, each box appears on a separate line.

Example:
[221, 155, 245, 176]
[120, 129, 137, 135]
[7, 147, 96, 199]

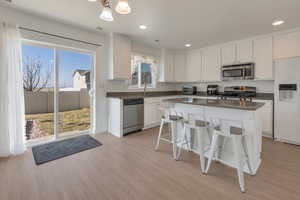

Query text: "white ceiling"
[5, 0, 300, 49]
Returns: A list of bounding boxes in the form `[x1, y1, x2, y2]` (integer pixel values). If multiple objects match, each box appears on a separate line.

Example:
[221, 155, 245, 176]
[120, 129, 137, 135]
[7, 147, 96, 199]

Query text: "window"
[130, 54, 157, 88]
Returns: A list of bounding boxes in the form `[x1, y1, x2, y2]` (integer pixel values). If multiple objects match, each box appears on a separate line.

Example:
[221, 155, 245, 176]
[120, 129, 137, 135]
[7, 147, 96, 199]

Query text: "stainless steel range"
[221, 86, 256, 101]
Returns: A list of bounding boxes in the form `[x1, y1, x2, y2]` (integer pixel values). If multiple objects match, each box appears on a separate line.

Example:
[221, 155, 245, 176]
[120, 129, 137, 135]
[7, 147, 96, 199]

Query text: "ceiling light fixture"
[91, 0, 132, 22]
[115, 0, 131, 14]
[99, 0, 114, 22]
[139, 25, 147, 30]
[185, 44, 192, 47]
[272, 20, 285, 26]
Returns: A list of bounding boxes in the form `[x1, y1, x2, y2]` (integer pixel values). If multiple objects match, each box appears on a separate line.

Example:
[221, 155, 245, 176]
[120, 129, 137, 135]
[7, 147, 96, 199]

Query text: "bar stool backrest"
[158, 102, 181, 122]
[186, 112, 207, 128]
[210, 118, 245, 137]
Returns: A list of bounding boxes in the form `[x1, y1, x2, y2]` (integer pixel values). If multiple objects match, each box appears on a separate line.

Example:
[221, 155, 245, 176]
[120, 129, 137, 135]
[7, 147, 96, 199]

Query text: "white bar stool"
[177, 112, 210, 173]
[205, 118, 253, 193]
[155, 103, 185, 160]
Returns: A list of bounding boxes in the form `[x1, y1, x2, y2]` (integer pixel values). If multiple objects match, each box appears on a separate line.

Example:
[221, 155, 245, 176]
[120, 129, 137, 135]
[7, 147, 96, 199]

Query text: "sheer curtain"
[0, 22, 26, 157]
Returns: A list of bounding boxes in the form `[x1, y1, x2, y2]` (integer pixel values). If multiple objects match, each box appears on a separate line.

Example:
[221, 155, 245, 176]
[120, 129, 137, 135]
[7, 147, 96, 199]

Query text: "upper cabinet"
[186, 50, 202, 82]
[274, 30, 300, 59]
[221, 43, 236, 65]
[160, 49, 175, 82]
[108, 33, 131, 80]
[159, 28, 300, 83]
[202, 46, 221, 82]
[221, 40, 253, 65]
[236, 39, 253, 63]
[174, 53, 187, 82]
[253, 36, 273, 80]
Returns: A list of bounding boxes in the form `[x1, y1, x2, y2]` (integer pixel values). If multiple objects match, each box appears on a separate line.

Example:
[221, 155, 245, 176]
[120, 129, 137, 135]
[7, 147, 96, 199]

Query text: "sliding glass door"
[23, 44, 55, 141]
[58, 50, 92, 137]
[22, 42, 94, 143]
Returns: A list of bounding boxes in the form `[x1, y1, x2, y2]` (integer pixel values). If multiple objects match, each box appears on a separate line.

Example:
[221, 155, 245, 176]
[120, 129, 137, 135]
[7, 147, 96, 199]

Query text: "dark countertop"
[106, 91, 274, 101]
[164, 98, 265, 111]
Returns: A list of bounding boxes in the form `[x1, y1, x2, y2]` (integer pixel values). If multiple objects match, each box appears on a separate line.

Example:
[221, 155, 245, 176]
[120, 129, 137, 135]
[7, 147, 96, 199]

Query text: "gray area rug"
[32, 135, 102, 165]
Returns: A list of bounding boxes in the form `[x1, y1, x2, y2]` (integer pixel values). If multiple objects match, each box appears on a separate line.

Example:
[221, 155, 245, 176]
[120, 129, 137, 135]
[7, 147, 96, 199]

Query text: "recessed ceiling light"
[88, 0, 97, 2]
[185, 44, 192, 47]
[139, 25, 147, 30]
[272, 20, 285, 26]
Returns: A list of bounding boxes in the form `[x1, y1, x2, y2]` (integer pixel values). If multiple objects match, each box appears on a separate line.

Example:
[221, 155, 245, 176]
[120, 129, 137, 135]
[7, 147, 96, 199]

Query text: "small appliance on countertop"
[183, 85, 197, 95]
[207, 85, 219, 95]
[222, 86, 256, 101]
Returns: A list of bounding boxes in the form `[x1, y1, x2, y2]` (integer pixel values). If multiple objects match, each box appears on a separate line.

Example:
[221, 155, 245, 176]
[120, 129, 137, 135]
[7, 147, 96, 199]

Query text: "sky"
[22, 44, 91, 88]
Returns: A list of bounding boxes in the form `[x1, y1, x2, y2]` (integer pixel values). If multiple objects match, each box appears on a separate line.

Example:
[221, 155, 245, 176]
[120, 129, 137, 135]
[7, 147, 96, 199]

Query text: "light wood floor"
[1, 128, 300, 200]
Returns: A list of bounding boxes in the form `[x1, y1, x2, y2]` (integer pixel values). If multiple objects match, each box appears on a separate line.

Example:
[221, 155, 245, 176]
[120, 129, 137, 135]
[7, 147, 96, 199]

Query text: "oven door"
[222, 67, 244, 80]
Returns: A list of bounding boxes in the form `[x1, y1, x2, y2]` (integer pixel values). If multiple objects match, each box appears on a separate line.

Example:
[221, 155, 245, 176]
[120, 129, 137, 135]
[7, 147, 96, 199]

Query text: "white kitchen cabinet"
[237, 39, 253, 63]
[108, 98, 123, 137]
[221, 40, 253, 65]
[221, 43, 236, 65]
[108, 33, 131, 80]
[274, 30, 300, 59]
[160, 49, 175, 82]
[174, 53, 187, 82]
[253, 36, 273, 80]
[186, 50, 202, 82]
[254, 100, 273, 137]
[144, 98, 163, 129]
[202, 46, 221, 82]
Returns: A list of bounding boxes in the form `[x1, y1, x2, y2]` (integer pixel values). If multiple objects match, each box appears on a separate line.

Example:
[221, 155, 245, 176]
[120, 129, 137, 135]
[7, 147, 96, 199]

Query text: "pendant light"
[100, 0, 114, 21]
[115, 0, 131, 14]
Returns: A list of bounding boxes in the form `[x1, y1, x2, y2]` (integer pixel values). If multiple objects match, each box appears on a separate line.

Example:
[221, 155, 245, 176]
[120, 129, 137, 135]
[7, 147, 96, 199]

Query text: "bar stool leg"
[176, 124, 187, 160]
[205, 132, 219, 174]
[242, 136, 254, 175]
[233, 135, 245, 193]
[155, 119, 165, 151]
[197, 128, 206, 173]
[170, 121, 178, 160]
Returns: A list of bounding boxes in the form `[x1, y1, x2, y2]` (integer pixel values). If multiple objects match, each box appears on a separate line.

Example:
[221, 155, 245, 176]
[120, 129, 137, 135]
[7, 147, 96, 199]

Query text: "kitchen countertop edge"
[106, 91, 274, 101]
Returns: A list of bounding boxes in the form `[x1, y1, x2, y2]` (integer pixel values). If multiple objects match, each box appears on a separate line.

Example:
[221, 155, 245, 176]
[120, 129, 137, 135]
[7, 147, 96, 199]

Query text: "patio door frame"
[22, 39, 96, 145]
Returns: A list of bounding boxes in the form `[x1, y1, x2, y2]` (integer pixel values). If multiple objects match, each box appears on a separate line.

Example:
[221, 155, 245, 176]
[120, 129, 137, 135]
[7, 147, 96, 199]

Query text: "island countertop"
[163, 98, 265, 111]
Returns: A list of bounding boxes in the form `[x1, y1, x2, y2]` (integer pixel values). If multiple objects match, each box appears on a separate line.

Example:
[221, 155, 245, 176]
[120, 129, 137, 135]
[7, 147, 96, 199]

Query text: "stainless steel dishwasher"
[123, 98, 144, 135]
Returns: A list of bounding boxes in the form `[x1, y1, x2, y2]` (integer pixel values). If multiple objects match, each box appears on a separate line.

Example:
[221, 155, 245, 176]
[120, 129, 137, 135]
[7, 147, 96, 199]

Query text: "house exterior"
[73, 69, 91, 90]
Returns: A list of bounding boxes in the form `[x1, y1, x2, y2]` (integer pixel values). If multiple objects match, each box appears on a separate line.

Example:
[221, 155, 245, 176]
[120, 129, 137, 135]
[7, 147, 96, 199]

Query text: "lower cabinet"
[254, 99, 273, 137]
[144, 98, 163, 129]
[144, 102, 161, 128]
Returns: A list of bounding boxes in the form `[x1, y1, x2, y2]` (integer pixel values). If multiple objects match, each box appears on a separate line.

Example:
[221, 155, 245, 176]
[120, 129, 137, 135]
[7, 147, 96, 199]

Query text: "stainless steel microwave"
[221, 63, 255, 81]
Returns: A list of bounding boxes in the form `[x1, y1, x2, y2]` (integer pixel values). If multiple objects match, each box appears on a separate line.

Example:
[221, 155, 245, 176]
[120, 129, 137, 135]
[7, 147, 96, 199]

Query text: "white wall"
[0, 5, 108, 134]
[176, 80, 274, 93]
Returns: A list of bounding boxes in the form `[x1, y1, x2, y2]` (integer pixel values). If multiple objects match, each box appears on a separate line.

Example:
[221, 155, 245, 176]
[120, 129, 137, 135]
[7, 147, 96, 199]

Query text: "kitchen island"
[164, 98, 265, 175]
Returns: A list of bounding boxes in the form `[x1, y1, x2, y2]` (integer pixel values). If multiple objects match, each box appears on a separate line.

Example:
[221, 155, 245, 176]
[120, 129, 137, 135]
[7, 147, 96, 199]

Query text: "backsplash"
[105, 80, 177, 92]
[176, 80, 274, 93]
